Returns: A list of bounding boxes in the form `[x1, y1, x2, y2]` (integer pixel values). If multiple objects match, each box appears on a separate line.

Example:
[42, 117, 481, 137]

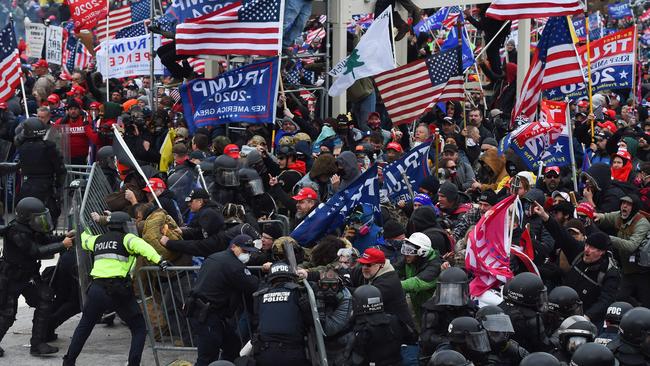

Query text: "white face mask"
[237, 252, 251, 264]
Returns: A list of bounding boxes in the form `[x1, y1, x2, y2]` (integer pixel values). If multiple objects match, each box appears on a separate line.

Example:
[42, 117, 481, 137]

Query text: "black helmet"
[520, 352, 561, 366]
[214, 155, 239, 187]
[106, 211, 132, 232]
[15, 197, 52, 233]
[432, 267, 469, 307]
[267, 261, 297, 282]
[475, 305, 514, 347]
[96, 146, 115, 166]
[557, 315, 597, 353]
[238, 168, 264, 196]
[619, 307, 650, 348]
[352, 285, 383, 315]
[570, 343, 617, 366]
[548, 286, 583, 316]
[605, 301, 633, 326]
[504, 272, 548, 312]
[427, 350, 471, 366]
[207, 361, 235, 366]
[22, 117, 47, 139]
[276, 145, 296, 159]
[448, 316, 491, 353]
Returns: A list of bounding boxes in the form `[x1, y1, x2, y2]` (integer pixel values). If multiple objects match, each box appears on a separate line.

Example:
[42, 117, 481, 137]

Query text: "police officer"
[15, 117, 67, 224]
[607, 307, 650, 366]
[427, 350, 471, 366]
[520, 352, 561, 366]
[345, 285, 405, 366]
[546, 286, 583, 334]
[500, 272, 552, 352]
[571, 343, 617, 366]
[420, 267, 477, 357]
[315, 269, 353, 366]
[475, 305, 529, 365]
[252, 262, 310, 366]
[63, 211, 167, 366]
[436, 316, 492, 365]
[212, 154, 242, 205]
[595, 301, 633, 346]
[552, 315, 598, 363]
[0, 197, 73, 356]
[186, 234, 260, 366]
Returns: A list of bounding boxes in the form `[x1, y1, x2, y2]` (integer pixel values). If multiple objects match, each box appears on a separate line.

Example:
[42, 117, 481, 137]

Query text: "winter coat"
[140, 208, 188, 263]
[597, 211, 650, 275]
[396, 250, 443, 321]
[336, 151, 361, 192]
[478, 149, 508, 192]
[582, 163, 626, 213]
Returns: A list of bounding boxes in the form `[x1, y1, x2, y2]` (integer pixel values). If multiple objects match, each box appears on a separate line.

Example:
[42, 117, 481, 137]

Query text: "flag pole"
[583, 2, 594, 142]
[565, 98, 578, 193]
[434, 128, 440, 179]
[473, 21, 510, 58]
[149, 0, 156, 114]
[105, 0, 110, 103]
[631, 24, 639, 110]
[456, 19, 467, 131]
[9, 16, 29, 117]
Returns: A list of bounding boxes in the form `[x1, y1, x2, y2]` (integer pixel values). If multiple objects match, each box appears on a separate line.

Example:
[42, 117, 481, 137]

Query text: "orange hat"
[122, 99, 138, 112]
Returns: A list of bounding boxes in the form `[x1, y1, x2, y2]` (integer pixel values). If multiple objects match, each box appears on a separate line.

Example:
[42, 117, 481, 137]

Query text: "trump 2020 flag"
[328, 6, 395, 96]
[465, 194, 519, 297]
[382, 142, 431, 202]
[291, 165, 381, 247]
[180, 57, 280, 134]
[499, 118, 571, 171]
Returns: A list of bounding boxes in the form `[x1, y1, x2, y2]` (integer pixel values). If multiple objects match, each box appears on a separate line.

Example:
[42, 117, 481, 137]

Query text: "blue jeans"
[353, 91, 377, 132]
[283, 0, 313, 48]
[401, 344, 420, 366]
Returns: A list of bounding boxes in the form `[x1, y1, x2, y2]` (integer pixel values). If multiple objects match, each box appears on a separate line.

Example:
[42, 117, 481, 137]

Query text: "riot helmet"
[570, 343, 618, 366]
[15, 197, 53, 233]
[432, 267, 469, 307]
[96, 146, 116, 169]
[22, 117, 47, 139]
[318, 269, 342, 305]
[619, 307, 650, 356]
[401, 232, 433, 257]
[447, 316, 491, 354]
[352, 285, 383, 316]
[557, 315, 597, 354]
[605, 301, 633, 327]
[214, 154, 239, 187]
[547, 286, 583, 332]
[520, 352, 561, 366]
[106, 211, 132, 232]
[238, 168, 264, 197]
[266, 261, 297, 282]
[503, 272, 548, 312]
[427, 350, 471, 366]
[475, 305, 514, 348]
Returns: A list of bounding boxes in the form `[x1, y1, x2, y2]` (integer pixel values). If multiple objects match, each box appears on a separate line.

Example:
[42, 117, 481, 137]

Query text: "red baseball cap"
[89, 101, 102, 109]
[597, 121, 617, 133]
[577, 100, 589, 108]
[0, 102, 7, 109]
[66, 85, 86, 96]
[31, 59, 48, 69]
[292, 187, 318, 201]
[544, 166, 560, 175]
[386, 142, 403, 153]
[223, 144, 240, 159]
[143, 178, 166, 192]
[616, 149, 631, 162]
[358, 248, 386, 265]
[576, 202, 595, 219]
[47, 94, 60, 104]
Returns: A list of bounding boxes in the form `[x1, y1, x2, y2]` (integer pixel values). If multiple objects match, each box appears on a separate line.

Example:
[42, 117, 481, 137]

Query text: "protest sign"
[25, 23, 46, 59]
[45, 26, 63, 65]
[180, 57, 280, 133]
[95, 34, 163, 79]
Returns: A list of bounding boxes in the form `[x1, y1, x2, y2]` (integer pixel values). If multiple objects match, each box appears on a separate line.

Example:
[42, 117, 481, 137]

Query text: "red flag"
[66, 0, 107, 31]
[539, 100, 568, 124]
[519, 225, 535, 260]
[465, 195, 519, 297]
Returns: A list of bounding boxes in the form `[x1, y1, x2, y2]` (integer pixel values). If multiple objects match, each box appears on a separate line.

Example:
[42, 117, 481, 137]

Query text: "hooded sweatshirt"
[478, 149, 509, 192]
[582, 163, 625, 213]
[336, 151, 361, 191]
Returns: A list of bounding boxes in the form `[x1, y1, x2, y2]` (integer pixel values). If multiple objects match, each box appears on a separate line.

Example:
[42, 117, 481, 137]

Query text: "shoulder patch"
[244, 268, 252, 276]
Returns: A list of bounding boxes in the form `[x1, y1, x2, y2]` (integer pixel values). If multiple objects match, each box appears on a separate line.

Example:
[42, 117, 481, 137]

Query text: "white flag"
[328, 6, 395, 97]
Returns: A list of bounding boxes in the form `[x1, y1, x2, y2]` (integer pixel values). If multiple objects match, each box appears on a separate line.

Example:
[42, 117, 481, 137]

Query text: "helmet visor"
[465, 330, 492, 353]
[217, 168, 240, 187]
[433, 283, 469, 306]
[30, 210, 53, 233]
[537, 287, 549, 313]
[481, 314, 514, 333]
[400, 242, 419, 256]
[248, 178, 265, 196]
[566, 336, 588, 353]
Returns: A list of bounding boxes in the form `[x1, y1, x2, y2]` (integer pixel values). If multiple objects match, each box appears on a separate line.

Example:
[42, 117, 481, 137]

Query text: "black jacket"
[166, 201, 226, 257]
[158, 189, 183, 225]
[583, 163, 626, 213]
[3, 222, 67, 277]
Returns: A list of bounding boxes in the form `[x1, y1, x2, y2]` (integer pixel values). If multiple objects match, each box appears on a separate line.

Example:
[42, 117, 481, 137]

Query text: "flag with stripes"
[62, 24, 93, 73]
[115, 21, 148, 38]
[0, 22, 21, 103]
[441, 6, 461, 28]
[374, 46, 464, 126]
[511, 16, 584, 126]
[176, 0, 282, 57]
[486, 0, 583, 20]
[96, 0, 150, 45]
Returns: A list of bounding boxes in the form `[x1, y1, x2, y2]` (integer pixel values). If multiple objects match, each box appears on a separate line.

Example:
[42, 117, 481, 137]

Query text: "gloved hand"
[158, 260, 172, 271]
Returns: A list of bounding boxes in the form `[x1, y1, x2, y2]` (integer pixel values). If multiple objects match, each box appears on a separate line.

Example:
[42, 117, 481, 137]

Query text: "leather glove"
[158, 260, 172, 271]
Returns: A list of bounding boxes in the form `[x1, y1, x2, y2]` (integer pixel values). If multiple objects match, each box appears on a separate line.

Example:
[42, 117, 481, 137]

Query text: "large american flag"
[441, 6, 461, 29]
[0, 22, 21, 103]
[63, 24, 93, 73]
[375, 47, 464, 126]
[96, 0, 150, 45]
[176, 0, 282, 56]
[486, 0, 583, 20]
[511, 16, 584, 126]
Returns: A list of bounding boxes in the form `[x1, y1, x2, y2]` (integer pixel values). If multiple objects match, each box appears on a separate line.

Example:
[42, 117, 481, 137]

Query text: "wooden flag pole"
[583, 4, 594, 142]
[9, 15, 29, 116]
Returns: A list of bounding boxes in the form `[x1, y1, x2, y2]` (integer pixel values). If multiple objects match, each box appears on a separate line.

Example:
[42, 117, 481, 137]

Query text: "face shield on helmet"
[566, 336, 589, 353]
[481, 314, 515, 346]
[464, 329, 492, 354]
[247, 178, 265, 196]
[216, 167, 240, 187]
[537, 287, 550, 313]
[400, 242, 419, 256]
[29, 209, 53, 233]
[433, 282, 469, 306]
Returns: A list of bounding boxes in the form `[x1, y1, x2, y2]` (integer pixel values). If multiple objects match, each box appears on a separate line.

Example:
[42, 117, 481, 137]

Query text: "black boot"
[30, 342, 58, 355]
[62, 355, 75, 365]
[0, 345, 4, 357]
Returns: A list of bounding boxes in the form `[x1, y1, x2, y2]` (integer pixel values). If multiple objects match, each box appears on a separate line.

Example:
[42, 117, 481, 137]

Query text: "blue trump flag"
[413, 7, 454, 36]
[291, 165, 381, 247]
[165, 0, 234, 23]
[608, 1, 633, 20]
[382, 142, 431, 202]
[441, 12, 475, 71]
[499, 121, 571, 171]
[180, 57, 280, 134]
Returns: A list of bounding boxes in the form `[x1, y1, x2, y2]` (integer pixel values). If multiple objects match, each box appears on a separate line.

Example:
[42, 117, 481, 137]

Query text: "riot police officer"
[571, 342, 617, 366]
[500, 272, 552, 352]
[252, 262, 310, 366]
[0, 197, 73, 356]
[345, 285, 405, 366]
[552, 315, 598, 363]
[420, 267, 477, 357]
[520, 352, 561, 366]
[607, 307, 650, 366]
[15, 117, 67, 224]
[475, 305, 529, 365]
[546, 286, 583, 334]
[436, 316, 492, 365]
[428, 350, 471, 366]
[212, 154, 242, 205]
[315, 269, 353, 366]
[63, 211, 167, 366]
[595, 301, 633, 346]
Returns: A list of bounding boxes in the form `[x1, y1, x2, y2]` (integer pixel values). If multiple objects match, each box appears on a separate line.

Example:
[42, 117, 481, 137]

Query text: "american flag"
[441, 6, 461, 29]
[374, 46, 464, 126]
[115, 21, 148, 38]
[302, 27, 325, 49]
[96, 0, 150, 45]
[62, 24, 93, 73]
[300, 89, 316, 114]
[176, 0, 282, 56]
[511, 16, 584, 125]
[169, 88, 181, 103]
[0, 23, 21, 103]
[486, 0, 583, 20]
[188, 57, 205, 75]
